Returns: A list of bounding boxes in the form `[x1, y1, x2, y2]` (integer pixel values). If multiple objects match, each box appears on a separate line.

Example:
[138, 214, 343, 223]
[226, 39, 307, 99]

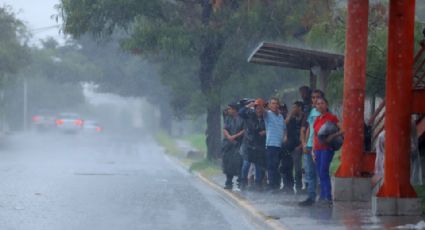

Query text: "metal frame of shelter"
[248, 42, 344, 91]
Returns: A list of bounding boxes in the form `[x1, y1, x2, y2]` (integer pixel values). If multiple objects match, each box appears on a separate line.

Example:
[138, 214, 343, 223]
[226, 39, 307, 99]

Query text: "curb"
[165, 154, 289, 230]
[194, 171, 289, 230]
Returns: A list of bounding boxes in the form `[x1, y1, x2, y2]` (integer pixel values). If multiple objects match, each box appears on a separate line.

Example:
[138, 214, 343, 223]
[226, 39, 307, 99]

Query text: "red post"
[335, 0, 369, 178]
[377, 0, 416, 198]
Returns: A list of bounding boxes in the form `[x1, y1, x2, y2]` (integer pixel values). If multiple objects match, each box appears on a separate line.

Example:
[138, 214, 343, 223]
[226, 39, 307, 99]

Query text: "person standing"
[299, 86, 312, 116]
[281, 101, 305, 193]
[264, 97, 286, 190]
[299, 89, 324, 206]
[222, 103, 245, 190]
[239, 99, 267, 190]
[313, 97, 343, 207]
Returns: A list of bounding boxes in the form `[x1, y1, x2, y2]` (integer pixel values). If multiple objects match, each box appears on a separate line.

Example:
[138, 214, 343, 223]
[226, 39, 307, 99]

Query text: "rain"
[0, 1, 423, 230]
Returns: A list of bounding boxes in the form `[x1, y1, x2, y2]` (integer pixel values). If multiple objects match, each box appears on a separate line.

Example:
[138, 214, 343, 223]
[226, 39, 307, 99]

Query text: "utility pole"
[23, 78, 28, 131]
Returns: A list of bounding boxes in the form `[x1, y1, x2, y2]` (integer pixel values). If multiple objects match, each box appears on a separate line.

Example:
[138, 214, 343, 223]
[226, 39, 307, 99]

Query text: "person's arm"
[285, 108, 298, 124]
[302, 126, 310, 153]
[300, 126, 306, 152]
[223, 129, 232, 140]
[232, 129, 245, 140]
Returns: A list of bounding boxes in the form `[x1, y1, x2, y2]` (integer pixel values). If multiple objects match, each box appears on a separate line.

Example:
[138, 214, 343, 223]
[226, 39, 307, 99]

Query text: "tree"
[0, 6, 31, 131]
[58, 0, 335, 159]
[0, 6, 30, 76]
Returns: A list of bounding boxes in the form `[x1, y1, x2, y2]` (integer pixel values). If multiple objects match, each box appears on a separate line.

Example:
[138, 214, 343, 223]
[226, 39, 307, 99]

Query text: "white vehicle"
[83, 120, 103, 134]
[55, 113, 84, 133]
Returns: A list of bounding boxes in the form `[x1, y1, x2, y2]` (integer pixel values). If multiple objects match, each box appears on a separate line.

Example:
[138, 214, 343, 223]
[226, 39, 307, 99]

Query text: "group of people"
[221, 86, 344, 207]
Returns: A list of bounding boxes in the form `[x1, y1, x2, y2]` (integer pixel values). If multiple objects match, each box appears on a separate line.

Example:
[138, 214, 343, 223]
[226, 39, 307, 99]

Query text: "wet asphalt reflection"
[0, 132, 258, 230]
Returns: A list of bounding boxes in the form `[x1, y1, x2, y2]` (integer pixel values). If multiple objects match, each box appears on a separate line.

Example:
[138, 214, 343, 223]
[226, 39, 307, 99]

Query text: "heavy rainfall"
[0, 0, 424, 230]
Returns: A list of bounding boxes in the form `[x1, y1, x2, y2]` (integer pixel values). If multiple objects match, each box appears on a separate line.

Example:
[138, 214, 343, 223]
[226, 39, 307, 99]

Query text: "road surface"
[0, 132, 259, 230]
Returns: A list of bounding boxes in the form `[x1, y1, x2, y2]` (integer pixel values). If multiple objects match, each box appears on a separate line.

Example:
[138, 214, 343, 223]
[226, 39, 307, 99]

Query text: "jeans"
[241, 160, 265, 186]
[266, 146, 281, 189]
[304, 148, 317, 200]
[315, 149, 335, 201]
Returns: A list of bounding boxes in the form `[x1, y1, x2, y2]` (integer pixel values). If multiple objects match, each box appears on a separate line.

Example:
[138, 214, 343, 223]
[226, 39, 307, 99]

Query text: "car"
[32, 109, 56, 132]
[55, 113, 84, 133]
[83, 120, 103, 134]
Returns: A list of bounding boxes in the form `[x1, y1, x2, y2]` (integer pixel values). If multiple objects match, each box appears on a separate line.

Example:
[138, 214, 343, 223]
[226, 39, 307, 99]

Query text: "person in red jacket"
[313, 98, 343, 207]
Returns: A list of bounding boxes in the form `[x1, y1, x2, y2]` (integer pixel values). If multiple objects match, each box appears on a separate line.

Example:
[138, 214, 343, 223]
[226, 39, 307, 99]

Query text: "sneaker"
[298, 197, 315, 206]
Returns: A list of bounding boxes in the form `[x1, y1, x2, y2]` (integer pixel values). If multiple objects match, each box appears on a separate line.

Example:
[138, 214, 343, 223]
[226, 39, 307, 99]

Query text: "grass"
[155, 131, 220, 176]
[183, 134, 207, 154]
[189, 159, 221, 177]
[183, 133, 221, 176]
[155, 131, 183, 157]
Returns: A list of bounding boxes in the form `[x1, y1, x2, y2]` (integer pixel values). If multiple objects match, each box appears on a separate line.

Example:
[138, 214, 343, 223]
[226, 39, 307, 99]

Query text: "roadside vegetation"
[155, 132, 221, 177]
[155, 131, 183, 157]
[183, 134, 207, 155]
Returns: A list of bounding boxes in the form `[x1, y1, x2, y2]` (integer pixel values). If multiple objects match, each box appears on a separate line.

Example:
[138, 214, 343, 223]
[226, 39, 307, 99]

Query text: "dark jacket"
[284, 115, 304, 152]
[239, 107, 266, 165]
[222, 115, 244, 176]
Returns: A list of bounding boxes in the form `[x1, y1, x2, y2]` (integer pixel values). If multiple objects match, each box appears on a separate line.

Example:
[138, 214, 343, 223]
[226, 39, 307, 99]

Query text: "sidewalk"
[175, 140, 425, 230]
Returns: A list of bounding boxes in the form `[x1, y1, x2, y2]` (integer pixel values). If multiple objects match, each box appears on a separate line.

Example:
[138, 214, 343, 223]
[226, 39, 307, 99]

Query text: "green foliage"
[189, 159, 221, 177]
[59, 0, 336, 113]
[28, 38, 100, 84]
[184, 134, 207, 154]
[0, 6, 30, 76]
[155, 131, 183, 157]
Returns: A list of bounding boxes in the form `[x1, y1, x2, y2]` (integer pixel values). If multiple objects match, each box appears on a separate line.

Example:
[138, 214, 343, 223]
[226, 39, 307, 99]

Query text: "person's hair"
[299, 86, 310, 93]
[312, 89, 325, 98]
[317, 97, 329, 105]
[293, 101, 304, 108]
[269, 97, 280, 104]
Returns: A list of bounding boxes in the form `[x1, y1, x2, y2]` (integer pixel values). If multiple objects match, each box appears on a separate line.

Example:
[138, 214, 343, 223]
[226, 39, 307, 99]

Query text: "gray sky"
[0, 0, 65, 45]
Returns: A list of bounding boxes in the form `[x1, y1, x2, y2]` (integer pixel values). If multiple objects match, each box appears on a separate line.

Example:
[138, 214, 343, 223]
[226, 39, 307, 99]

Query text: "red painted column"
[335, 0, 369, 178]
[377, 0, 416, 198]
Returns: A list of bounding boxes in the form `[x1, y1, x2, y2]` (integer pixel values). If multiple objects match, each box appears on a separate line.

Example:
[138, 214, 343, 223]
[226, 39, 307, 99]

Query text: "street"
[0, 132, 258, 230]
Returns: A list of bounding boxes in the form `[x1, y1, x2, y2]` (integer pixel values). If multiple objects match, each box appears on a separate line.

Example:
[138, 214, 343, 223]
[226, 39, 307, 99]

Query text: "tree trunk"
[199, 35, 224, 160]
[199, 1, 226, 160]
[206, 102, 221, 160]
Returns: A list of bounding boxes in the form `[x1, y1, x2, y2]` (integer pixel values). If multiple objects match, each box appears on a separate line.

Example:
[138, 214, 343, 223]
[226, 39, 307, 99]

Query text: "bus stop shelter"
[248, 0, 425, 216]
[248, 42, 344, 90]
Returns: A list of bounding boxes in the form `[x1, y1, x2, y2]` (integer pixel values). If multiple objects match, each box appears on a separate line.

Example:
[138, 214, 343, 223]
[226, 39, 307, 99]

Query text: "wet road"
[0, 132, 258, 230]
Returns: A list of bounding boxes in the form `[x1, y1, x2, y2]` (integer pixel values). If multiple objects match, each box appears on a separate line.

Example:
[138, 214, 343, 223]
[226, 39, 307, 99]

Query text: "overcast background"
[0, 0, 64, 45]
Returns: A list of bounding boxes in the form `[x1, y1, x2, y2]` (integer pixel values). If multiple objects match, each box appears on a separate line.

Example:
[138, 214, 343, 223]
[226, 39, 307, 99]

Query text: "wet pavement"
[0, 132, 260, 230]
[210, 171, 425, 229]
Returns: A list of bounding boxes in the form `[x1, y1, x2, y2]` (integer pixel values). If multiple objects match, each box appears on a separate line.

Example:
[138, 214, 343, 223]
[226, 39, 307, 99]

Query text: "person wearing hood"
[222, 103, 245, 190]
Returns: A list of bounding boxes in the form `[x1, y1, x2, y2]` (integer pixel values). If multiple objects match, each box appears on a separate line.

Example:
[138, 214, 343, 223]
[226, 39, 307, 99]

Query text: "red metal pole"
[377, 0, 416, 198]
[335, 0, 369, 178]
